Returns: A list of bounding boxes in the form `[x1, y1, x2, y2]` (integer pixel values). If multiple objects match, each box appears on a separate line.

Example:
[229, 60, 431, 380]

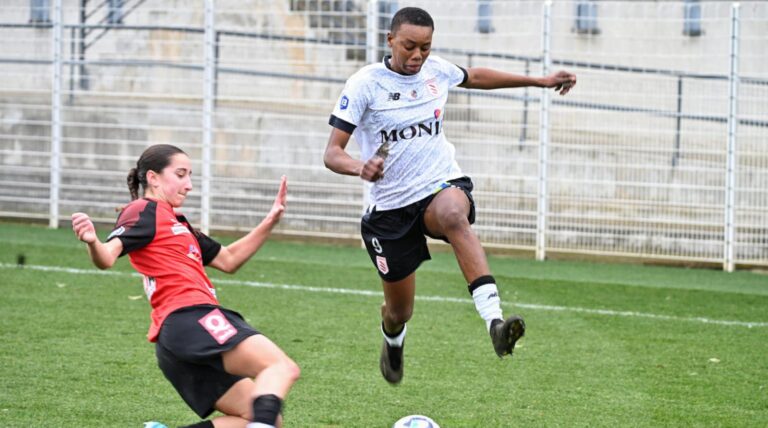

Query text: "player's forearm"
[219, 222, 274, 273]
[465, 67, 544, 90]
[323, 147, 364, 177]
[86, 241, 117, 269]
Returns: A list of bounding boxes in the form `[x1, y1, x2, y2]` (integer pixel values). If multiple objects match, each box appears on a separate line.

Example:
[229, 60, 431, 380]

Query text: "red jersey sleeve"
[106, 199, 157, 257]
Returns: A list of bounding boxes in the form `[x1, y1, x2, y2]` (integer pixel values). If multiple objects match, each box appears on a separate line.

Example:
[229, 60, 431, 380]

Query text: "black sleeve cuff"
[456, 65, 469, 86]
[329, 115, 356, 134]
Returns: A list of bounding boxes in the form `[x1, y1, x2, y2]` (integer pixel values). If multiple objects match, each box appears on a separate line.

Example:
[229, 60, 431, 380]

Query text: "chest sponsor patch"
[171, 223, 191, 235]
[198, 308, 238, 345]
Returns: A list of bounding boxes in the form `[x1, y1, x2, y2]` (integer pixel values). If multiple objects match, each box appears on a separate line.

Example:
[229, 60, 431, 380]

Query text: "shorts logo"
[198, 308, 238, 345]
[376, 255, 389, 275]
[340, 95, 349, 110]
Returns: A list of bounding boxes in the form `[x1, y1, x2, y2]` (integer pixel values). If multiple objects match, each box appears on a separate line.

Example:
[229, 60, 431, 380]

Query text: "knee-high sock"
[468, 275, 503, 332]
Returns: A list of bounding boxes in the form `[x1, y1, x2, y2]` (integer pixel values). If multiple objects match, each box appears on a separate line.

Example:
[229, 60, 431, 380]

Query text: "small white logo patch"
[376, 255, 389, 274]
[171, 223, 190, 235]
[107, 226, 125, 240]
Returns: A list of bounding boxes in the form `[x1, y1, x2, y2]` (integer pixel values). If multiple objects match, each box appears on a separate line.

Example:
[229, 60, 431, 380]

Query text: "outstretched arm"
[71, 212, 123, 269]
[462, 68, 576, 95]
[208, 175, 288, 274]
[323, 127, 385, 182]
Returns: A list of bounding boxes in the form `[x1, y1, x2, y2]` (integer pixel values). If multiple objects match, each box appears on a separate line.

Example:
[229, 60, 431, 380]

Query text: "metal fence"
[0, 0, 766, 271]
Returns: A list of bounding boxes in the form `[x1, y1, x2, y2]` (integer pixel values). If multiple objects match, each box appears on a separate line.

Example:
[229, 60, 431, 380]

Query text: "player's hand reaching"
[265, 175, 287, 225]
[544, 70, 577, 95]
[71, 212, 98, 244]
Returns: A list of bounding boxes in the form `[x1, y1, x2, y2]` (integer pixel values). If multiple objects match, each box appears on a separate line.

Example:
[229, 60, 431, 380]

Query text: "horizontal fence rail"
[0, 0, 766, 271]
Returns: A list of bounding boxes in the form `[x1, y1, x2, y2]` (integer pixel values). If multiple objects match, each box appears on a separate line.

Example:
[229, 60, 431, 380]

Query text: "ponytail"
[127, 167, 141, 200]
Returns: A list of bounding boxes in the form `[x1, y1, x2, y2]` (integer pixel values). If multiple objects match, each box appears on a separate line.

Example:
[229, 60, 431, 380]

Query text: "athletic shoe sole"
[490, 315, 526, 357]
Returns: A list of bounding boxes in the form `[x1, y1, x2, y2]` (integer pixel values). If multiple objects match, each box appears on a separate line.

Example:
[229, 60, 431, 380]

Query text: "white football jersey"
[330, 55, 468, 210]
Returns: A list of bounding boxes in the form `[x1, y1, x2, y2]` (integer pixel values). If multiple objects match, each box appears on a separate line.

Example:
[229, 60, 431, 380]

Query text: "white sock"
[382, 323, 407, 347]
[472, 283, 503, 332]
[246, 423, 274, 428]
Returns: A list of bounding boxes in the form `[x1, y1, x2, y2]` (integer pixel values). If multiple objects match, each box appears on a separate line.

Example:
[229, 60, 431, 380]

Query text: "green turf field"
[1, 222, 766, 427]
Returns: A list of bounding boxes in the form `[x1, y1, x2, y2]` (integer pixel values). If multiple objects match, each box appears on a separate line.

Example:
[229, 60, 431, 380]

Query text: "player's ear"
[386, 32, 393, 48]
[146, 169, 160, 188]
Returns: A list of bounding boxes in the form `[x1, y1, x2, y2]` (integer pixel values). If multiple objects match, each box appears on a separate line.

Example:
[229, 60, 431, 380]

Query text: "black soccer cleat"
[379, 339, 404, 384]
[490, 315, 526, 358]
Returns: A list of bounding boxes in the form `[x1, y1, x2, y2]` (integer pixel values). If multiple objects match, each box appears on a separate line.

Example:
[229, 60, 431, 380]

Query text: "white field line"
[4, 263, 767, 329]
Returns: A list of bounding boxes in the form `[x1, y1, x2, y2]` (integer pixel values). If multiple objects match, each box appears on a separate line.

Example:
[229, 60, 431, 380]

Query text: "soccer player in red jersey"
[71, 144, 297, 428]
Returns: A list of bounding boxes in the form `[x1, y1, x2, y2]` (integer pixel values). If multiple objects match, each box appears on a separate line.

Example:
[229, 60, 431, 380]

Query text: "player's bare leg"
[424, 189, 490, 279]
[423, 187, 525, 357]
[218, 335, 300, 427]
[197, 378, 284, 428]
[379, 273, 415, 383]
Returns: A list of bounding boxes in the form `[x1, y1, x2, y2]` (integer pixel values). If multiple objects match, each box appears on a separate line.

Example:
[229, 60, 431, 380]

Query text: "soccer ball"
[392, 415, 440, 428]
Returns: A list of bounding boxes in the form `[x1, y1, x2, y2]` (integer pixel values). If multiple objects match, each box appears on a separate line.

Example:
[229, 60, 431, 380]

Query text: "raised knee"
[284, 359, 301, 383]
[438, 207, 469, 231]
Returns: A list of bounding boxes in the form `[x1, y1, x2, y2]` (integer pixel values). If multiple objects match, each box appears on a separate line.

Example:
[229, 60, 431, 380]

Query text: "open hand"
[546, 70, 577, 95]
[266, 175, 287, 224]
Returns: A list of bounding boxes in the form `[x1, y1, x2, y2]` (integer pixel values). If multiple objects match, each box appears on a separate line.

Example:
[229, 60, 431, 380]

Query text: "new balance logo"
[388, 92, 401, 101]
[487, 292, 498, 300]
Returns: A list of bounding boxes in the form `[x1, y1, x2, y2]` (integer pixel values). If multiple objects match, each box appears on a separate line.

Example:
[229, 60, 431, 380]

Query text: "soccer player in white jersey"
[323, 7, 576, 384]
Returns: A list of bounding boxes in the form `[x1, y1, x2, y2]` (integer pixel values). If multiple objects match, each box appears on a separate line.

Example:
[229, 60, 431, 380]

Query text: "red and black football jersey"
[107, 198, 222, 342]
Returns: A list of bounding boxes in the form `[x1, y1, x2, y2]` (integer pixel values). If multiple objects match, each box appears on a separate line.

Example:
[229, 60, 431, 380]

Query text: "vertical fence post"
[201, 0, 215, 234]
[49, 0, 63, 229]
[536, 1, 552, 261]
[723, 2, 740, 272]
[672, 75, 683, 167]
[366, 0, 377, 64]
[519, 58, 530, 149]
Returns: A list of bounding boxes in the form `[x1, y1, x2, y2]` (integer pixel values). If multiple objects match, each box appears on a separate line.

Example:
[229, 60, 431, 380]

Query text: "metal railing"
[0, 0, 766, 271]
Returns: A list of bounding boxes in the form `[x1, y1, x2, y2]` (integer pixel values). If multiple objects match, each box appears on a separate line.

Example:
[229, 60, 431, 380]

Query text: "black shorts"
[361, 176, 476, 282]
[155, 304, 260, 418]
